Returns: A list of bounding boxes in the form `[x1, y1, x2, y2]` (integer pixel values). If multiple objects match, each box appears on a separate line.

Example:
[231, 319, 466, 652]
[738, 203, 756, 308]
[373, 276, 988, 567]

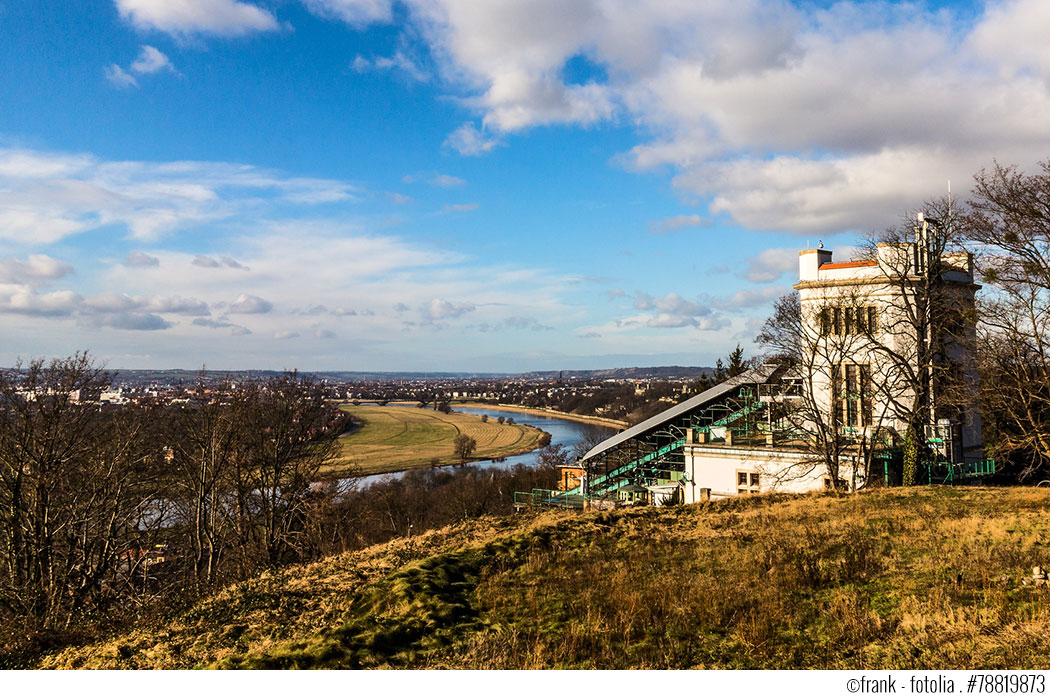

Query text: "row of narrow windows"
[818, 306, 878, 336]
[833, 362, 873, 428]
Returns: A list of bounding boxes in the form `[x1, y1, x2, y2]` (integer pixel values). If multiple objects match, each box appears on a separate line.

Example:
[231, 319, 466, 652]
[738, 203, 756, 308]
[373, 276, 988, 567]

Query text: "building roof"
[819, 260, 877, 270]
[580, 363, 781, 463]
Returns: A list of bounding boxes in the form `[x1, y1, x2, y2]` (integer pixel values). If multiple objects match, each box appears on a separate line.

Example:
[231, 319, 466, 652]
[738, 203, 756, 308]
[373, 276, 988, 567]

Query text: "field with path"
[325, 404, 547, 477]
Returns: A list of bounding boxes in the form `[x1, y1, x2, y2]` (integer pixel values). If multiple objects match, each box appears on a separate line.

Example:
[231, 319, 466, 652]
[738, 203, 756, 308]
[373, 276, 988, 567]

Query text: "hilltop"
[41, 488, 1050, 670]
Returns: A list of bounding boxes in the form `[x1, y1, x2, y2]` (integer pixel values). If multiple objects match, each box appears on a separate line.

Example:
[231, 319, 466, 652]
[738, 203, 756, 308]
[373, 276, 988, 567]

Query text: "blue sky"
[1, 0, 1048, 372]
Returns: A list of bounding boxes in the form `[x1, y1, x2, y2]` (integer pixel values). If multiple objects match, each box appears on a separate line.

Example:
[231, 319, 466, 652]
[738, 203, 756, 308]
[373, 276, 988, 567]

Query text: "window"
[737, 470, 760, 494]
[818, 306, 877, 336]
[833, 363, 872, 428]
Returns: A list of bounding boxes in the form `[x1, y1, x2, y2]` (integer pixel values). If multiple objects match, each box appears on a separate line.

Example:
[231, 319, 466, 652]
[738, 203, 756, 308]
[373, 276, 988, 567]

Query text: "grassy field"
[41, 487, 1050, 669]
[325, 404, 547, 477]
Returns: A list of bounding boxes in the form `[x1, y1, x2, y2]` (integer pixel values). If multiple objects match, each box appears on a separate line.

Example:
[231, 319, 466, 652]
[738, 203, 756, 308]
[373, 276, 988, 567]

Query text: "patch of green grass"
[326, 405, 546, 477]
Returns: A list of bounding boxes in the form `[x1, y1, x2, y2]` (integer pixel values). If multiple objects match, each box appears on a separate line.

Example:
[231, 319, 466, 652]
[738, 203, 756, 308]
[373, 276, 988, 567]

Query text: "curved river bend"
[345, 406, 617, 490]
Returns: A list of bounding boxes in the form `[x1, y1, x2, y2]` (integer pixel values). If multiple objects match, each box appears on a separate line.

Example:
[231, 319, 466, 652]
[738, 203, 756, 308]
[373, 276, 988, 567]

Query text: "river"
[345, 406, 617, 489]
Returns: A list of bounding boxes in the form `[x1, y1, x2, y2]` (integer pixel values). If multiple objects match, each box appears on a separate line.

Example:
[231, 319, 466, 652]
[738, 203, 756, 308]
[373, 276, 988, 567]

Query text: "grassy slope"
[325, 405, 546, 477]
[43, 488, 1050, 669]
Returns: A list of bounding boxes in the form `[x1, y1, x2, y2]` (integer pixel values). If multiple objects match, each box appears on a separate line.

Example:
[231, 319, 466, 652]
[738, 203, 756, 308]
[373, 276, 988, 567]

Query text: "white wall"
[682, 445, 833, 502]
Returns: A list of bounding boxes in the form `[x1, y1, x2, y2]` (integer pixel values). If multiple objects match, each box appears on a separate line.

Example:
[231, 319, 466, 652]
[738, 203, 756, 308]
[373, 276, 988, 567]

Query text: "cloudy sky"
[2, 0, 1049, 371]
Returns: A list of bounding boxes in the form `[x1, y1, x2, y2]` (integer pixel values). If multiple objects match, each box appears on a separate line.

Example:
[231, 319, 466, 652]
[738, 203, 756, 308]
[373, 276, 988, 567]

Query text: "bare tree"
[965, 160, 1050, 479]
[757, 291, 897, 490]
[453, 433, 477, 464]
[236, 373, 342, 568]
[0, 354, 158, 629]
[758, 200, 978, 488]
[165, 374, 245, 586]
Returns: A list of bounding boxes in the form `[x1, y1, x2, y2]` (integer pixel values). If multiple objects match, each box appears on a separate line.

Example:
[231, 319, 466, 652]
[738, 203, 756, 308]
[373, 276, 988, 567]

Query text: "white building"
[579, 222, 985, 504]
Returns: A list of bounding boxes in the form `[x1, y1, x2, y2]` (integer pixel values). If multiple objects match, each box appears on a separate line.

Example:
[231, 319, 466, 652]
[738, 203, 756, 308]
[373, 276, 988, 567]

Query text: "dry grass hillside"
[42, 487, 1050, 669]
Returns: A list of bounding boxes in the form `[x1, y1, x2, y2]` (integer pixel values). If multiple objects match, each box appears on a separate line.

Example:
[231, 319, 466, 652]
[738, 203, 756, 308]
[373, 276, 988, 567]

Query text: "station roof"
[580, 363, 781, 463]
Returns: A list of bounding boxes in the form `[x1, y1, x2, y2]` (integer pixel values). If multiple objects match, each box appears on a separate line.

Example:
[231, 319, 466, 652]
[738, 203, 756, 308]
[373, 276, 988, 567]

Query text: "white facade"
[681, 239, 982, 503]
[795, 244, 981, 460]
[683, 444, 832, 501]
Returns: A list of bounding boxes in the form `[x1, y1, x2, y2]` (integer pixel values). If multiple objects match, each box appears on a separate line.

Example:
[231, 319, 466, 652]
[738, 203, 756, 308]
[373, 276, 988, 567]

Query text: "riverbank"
[453, 402, 628, 429]
[327, 404, 548, 478]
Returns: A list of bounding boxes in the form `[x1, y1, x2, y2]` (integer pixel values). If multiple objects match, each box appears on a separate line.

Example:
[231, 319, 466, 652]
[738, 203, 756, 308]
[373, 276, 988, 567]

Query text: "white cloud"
[0, 147, 360, 243]
[330, 0, 1050, 235]
[628, 291, 726, 330]
[969, 0, 1050, 81]
[431, 174, 465, 188]
[125, 251, 160, 267]
[302, 0, 394, 26]
[229, 293, 273, 314]
[192, 255, 221, 268]
[114, 0, 279, 37]
[94, 312, 171, 331]
[743, 247, 797, 283]
[130, 45, 175, 75]
[0, 286, 81, 317]
[422, 298, 475, 321]
[443, 123, 502, 157]
[352, 51, 429, 82]
[104, 64, 138, 89]
[0, 255, 74, 284]
[273, 330, 300, 340]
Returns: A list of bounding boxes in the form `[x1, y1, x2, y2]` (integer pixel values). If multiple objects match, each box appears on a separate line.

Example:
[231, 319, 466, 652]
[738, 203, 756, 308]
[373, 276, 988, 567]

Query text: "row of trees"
[0, 356, 353, 649]
[757, 159, 1050, 485]
[0, 357, 583, 664]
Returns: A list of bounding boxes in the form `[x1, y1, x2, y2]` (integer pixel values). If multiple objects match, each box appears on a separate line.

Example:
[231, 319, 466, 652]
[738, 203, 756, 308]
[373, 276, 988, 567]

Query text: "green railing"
[587, 438, 685, 496]
[514, 488, 586, 509]
[924, 458, 997, 485]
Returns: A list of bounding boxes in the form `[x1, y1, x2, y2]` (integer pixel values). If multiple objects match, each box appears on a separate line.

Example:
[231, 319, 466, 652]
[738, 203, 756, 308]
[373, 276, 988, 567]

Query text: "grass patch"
[40, 488, 1050, 669]
[326, 404, 546, 477]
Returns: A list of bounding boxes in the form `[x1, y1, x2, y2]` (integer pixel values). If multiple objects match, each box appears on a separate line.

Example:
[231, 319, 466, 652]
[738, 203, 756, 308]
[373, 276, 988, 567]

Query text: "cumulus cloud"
[193, 317, 251, 334]
[302, 0, 394, 26]
[328, 0, 1050, 235]
[743, 247, 798, 283]
[273, 330, 300, 340]
[192, 255, 221, 268]
[422, 298, 474, 321]
[107, 46, 177, 90]
[96, 312, 171, 331]
[220, 256, 249, 270]
[114, 0, 279, 37]
[0, 255, 74, 284]
[125, 251, 160, 267]
[84, 292, 210, 316]
[131, 45, 175, 74]
[0, 287, 81, 317]
[443, 123, 502, 156]
[229, 293, 273, 314]
[629, 291, 726, 329]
